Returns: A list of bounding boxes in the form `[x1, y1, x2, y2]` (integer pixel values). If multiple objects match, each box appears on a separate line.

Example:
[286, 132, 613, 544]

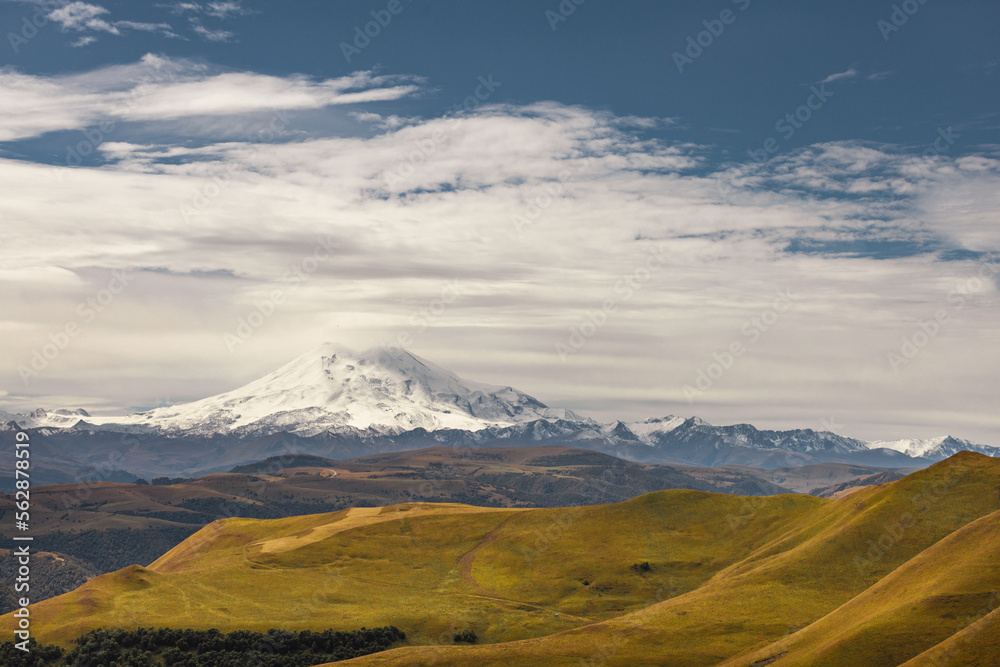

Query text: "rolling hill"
[900, 605, 1000, 666]
[0, 445, 800, 610]
[329, 451, 1000, 666]
[2, 451, 998, 666]
[721, 507, 1000, 666]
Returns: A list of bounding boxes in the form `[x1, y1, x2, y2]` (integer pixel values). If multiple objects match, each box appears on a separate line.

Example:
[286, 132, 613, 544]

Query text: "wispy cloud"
[158, 0, 253, 39]
[349, 112, 417, 131]
[159, 2, 203, 13]
[116, 20, 175, 33]
[70, 35, 97, 47]
[205, 1, 252, 18]
[159, 1, 252, 18]
[189, 19, 233, 42]
[37, 1, 181, 44]
[49, 2, 119, 34]
[615, 115, 678, 129]
[817, 67, 860, 85]
[0, 56, 422, 141]
[7, 0, 243, 45]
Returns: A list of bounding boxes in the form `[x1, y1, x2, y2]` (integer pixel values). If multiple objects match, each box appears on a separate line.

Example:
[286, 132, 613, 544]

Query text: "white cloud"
[616, 115, 678, 129]
[0, 1, 205, 43]
[156, 0, 251, 39]
[48, 2, 119, 34]
[349, 112, 416, 130]
[70, 35, 97, 47]
[0, 60, 997, 443]
[205, 1, 251, 18]
[159, 1, 251, 18]
[116, 20, 174, 33]
[162, 2, 204, 13]
[189, 19, 233, 42]
[0, 57, 421, 141]
[39, 1, 181, 40]
[916, 167, 1000, 252]
[817, 67, 859, 84]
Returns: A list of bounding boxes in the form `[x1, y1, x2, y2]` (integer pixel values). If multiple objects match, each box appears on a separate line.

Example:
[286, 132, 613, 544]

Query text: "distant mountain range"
[2, 342, 997, 484]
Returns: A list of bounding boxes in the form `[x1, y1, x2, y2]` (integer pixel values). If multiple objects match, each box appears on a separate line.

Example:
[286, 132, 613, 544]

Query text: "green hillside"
[2, 451, 998, 667]
[724, 508, 1000, 666]
[0, 444, 796, 598]
[900, 606, 1000, 666]
[0, 491, 823, 648]
[334, 451, 1000, 665]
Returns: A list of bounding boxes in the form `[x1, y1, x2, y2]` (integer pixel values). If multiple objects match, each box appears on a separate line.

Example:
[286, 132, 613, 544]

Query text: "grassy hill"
[331, 451, 1000, 666]
[0, 490, 824, 648]
[900, 605, 1000, 666]
[0, 445, 794, 594]
[722, 507, 1000, 666]
[2, 451, 997, 666]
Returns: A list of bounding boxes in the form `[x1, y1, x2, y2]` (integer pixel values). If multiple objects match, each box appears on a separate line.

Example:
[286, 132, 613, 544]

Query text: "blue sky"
[5, 0, 999, 160]
[1, 0, 999, 443]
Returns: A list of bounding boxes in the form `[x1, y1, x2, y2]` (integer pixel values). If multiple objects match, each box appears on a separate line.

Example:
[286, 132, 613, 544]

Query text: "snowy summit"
[91, 342, 581, 437]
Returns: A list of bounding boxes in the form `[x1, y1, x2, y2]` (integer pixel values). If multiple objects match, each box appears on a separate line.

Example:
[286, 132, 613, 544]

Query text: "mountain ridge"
[2, 343, 997, 479]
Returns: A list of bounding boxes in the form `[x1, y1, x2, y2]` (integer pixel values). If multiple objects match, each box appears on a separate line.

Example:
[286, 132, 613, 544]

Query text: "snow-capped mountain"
[617, 416, 689, 439]
[868, 436, 999, 460]
[3, 343, 997, 480]
[0, 408, 90, 430]
[86, 342, 583, 437]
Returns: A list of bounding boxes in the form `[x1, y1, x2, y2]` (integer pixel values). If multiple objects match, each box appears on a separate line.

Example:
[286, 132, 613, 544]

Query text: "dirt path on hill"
[457, 514, 518, 596]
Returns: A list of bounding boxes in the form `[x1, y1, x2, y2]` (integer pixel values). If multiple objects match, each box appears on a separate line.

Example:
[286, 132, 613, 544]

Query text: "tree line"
[1, 626, 406, 666]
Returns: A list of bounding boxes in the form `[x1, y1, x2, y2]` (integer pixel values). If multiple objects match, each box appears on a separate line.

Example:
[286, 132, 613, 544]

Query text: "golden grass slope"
[2, 452, 998, 667]
[900, 605, 1000, 666]
[0, 489, 822, 648]
[334, 451, 1000, 666]
[722, 508, 1000, 666]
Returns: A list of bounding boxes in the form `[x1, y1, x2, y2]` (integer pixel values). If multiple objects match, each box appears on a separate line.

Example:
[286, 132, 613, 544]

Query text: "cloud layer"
[2, 56, 998, 443]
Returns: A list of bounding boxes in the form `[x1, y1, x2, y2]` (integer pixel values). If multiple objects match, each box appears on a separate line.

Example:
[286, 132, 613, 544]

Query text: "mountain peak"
[309, 341, 358, 357]
[863, 434, 1000, 460]
[95, 343, 580, 436]
[869, 436, 952, 458]
[0, 407, 92, 430]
